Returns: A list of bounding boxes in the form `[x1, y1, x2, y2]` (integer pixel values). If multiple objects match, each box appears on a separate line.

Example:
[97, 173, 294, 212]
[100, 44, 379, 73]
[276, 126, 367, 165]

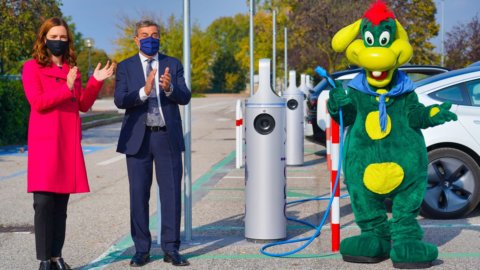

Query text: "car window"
[406, 72, 431, 82]
[428, 84, 469, 105]
[466, 79, 480, 106]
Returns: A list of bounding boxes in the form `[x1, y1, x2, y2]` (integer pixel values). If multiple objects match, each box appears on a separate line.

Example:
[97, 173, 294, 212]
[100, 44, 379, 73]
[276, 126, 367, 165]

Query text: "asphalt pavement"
[1, 94, 480, 270]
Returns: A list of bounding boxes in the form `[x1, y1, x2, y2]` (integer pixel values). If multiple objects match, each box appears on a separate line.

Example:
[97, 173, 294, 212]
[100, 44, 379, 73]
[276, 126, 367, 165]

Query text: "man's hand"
[159, 67, 171, 91]
[67, 66, 78, 90]
[144, 68, 157, 96]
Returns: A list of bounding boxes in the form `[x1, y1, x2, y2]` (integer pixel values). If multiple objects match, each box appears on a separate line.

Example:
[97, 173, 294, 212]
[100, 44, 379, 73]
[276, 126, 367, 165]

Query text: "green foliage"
[386, 0, 440, 65]
[444, 14, 480, 69]
[111, 14, 152, 63]
[280, 0, 440, 74]
[76, 48, 111, 84]
[112, 13, 216, 93]
[211, 51, 245, 92]
[207, 15, 249, 92]
[162, 15, 183, 59]
[0, 0, 63, 74]
[0, 79, 29, 146]
[191, 27, 214, 92]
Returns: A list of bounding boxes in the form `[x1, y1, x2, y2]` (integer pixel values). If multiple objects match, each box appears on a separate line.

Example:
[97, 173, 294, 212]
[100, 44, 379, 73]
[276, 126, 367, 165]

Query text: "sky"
[61, 0, 248, 55]
[61, 0, 479, 56]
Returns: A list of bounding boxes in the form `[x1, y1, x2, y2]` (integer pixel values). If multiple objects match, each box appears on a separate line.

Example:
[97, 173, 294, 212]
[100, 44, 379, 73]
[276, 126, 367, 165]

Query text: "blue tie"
[145, 59, 165, 127]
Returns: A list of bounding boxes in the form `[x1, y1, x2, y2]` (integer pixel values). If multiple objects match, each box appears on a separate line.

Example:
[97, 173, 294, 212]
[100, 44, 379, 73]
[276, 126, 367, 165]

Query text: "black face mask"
[46, 39, 68, 56]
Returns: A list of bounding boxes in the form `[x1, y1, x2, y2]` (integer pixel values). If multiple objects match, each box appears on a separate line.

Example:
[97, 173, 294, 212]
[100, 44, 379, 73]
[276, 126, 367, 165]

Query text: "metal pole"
[441, 0, 445, 66]
[183, 0, 192, 242]
[272, 9, 276, 94]
[87, 47, 92, 78]
[284, 27, 287, 93]
[249, 0, 255, 96]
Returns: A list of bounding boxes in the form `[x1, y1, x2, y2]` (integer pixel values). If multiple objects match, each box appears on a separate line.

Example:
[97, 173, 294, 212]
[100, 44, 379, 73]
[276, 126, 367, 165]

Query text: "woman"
[22, 17, 114, 270]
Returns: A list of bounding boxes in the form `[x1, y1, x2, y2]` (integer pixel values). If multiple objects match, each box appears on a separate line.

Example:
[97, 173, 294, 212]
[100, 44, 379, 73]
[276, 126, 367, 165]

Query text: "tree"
[0, 0, 62, 74]
[111, 14, 162, 63]
[282, 0, 368, 74]
[207, 15, 249, 92]
[444, 14, 480, 69]
[162, 15, 183, 60]
[191, 27, 214, 92]
[268, 0, 440, 75]
[386, 0, 440, 65]
[76, 48, 111, 84]
[112, 13, 214, 93]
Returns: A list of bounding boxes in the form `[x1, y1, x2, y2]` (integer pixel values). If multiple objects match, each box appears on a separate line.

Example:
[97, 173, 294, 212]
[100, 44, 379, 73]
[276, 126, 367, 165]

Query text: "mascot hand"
[328, 81, 352, 109]
[430, 102, 458, 125]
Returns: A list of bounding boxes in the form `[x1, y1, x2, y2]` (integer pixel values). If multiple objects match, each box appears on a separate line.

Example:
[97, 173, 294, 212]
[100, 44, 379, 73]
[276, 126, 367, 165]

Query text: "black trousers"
[33, 192, 70, 260]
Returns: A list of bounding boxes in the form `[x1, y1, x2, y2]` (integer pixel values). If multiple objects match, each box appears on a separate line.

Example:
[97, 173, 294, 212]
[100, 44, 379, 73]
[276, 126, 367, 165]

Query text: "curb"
[81, 115, 123, 130]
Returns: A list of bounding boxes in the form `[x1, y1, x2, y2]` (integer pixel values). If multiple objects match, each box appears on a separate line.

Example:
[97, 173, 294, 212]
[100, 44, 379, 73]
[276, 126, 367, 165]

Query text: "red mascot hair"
[363, 0, 396, 26]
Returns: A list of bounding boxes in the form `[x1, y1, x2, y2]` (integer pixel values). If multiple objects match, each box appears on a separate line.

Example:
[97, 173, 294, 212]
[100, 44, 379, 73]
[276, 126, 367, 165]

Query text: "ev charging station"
[283, 70, 304, 166]
[298, 73, 308, 125]
[244, 59, 286, 242]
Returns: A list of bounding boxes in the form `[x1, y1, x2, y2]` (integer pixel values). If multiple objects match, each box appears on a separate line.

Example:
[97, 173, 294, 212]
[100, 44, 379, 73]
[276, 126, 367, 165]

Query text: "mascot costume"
[327, 0, 457, 268]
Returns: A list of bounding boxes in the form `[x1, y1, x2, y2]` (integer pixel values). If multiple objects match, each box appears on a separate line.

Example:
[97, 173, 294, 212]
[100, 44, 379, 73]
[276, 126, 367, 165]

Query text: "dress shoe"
[130, 252, 150, 267]
[39, 260, 51, 270]
[52, 258, 72, 270]
[163, 250, 190, 266]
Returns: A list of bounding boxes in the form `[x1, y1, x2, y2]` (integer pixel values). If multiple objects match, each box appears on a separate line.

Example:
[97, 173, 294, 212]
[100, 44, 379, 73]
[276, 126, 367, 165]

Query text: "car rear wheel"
[421, 147, 480, 219]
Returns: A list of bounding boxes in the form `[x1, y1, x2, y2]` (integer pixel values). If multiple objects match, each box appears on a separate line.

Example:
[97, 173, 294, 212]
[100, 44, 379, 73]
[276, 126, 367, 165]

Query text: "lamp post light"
[84, 38, 94, 78]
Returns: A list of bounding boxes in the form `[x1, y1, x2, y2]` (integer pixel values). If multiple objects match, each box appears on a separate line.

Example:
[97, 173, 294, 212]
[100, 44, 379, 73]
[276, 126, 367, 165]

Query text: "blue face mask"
[139, 36, 160, 56]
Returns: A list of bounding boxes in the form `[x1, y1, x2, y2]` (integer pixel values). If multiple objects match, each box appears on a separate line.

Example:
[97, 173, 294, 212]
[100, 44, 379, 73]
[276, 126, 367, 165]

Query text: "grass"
[192, 93, 206, 98]
[81, 112, 121, 124]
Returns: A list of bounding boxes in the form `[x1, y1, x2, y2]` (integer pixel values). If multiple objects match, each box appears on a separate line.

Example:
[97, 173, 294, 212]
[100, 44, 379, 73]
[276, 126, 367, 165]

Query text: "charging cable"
[260, 66, 346, 257]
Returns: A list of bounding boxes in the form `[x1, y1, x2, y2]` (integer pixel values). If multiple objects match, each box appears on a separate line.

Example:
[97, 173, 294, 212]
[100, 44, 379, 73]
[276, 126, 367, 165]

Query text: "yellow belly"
[363, 162, 404, 194]
[365, 111, 391, 140]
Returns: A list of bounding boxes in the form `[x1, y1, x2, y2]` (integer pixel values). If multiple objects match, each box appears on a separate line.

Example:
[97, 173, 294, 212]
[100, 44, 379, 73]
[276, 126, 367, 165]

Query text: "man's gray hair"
[135, 20, 159, 36]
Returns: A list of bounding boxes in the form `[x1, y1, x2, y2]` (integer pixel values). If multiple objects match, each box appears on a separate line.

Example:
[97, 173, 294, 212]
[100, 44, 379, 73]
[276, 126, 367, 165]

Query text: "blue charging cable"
[260, 66, 346, 257]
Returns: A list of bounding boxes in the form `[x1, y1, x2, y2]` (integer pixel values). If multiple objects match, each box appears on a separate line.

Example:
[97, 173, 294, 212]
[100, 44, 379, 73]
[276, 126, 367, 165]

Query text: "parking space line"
[223, 176, 316, 179]
[84, 151, 236, 269]
[0, 170, 27, 182]
[97, 155, 125, 166]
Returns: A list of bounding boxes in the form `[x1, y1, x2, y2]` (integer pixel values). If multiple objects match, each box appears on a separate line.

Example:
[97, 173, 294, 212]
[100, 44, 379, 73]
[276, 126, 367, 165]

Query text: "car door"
[457, 79, 480, 146]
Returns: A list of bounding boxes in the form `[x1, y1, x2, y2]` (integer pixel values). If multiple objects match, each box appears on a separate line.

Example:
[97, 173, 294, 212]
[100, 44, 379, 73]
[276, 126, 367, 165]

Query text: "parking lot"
[1, 95, 480, 269]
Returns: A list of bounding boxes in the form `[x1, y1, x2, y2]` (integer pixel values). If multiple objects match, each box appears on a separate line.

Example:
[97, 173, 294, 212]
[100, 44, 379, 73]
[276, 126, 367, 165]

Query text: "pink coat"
[22, 59, 103, 194]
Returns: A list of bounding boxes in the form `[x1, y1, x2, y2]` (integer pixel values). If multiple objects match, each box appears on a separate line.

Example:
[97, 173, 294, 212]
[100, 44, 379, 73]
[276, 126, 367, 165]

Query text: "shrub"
[0, 79, 29, 146]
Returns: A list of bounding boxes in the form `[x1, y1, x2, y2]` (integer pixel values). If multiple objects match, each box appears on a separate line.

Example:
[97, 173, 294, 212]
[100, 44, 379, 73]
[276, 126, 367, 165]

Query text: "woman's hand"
[93, 61, 115, 81]
[67, 66, 78, 90]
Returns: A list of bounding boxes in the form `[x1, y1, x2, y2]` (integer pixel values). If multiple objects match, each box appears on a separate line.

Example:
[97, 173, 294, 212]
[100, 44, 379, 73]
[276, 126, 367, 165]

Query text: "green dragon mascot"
[327, 0, 457, 268]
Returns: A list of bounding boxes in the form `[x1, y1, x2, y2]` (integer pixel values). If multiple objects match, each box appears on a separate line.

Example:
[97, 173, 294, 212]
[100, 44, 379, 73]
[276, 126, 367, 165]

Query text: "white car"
[416, 66, 480, 219]
[317, 66, 480, 219]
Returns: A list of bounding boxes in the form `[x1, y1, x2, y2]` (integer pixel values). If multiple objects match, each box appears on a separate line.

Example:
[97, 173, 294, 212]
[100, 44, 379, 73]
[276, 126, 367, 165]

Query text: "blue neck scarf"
[348, 70, 415, 131]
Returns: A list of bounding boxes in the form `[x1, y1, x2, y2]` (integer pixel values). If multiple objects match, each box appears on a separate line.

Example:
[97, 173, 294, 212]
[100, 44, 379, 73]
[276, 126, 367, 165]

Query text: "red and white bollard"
[326, 99, 340, 252]
[236, 99, 244, 169]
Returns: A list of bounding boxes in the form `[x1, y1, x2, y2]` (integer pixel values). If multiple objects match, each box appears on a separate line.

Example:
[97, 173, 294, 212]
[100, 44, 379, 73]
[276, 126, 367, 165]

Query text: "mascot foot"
[391, 240, 438, 269]
[340, 235, 391, 263]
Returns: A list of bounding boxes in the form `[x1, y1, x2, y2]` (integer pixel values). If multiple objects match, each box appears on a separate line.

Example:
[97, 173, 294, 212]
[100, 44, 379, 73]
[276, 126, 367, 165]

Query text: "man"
[114, 20, 191, 267]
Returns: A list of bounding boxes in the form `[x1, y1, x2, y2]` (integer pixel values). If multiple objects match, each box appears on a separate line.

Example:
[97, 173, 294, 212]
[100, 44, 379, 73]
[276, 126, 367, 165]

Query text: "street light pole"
[441, 0, 445, 66]
[84, 38, 94, 78]
[249, 0, 255, 96]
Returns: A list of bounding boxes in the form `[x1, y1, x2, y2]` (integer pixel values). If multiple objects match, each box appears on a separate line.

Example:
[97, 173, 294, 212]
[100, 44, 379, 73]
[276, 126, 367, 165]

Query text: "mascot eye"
[379, 31, 390, 46]
[364, 31, 374, 46]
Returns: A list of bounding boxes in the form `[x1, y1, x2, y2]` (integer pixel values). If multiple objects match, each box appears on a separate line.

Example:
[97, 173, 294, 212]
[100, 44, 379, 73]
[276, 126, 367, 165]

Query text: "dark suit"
[114, 53, 191, 254]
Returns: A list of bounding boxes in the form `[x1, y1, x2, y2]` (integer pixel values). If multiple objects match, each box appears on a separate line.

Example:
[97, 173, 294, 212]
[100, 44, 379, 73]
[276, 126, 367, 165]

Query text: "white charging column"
[244, 59, 286, 242]
[283, 70, 304, 166]
[299, 74, 308, 126]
